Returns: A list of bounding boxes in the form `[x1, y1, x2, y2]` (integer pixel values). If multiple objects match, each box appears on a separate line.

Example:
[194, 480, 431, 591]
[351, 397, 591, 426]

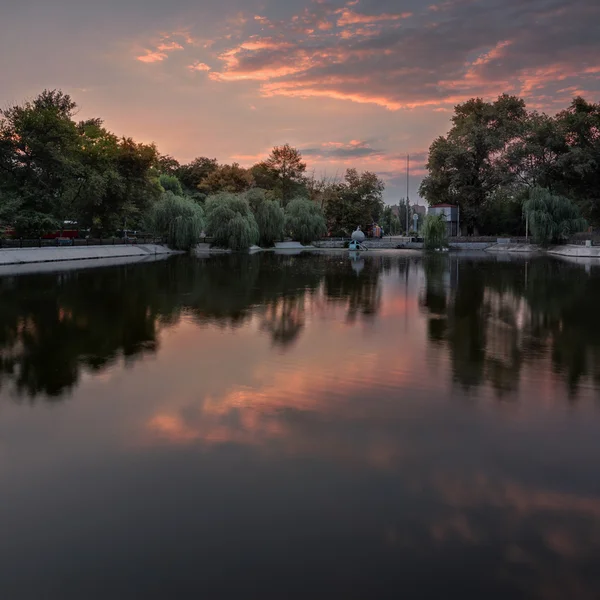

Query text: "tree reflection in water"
[0, 253, 382, 399]
[1, 252, 599, 401]
[419, 255, 600, 398]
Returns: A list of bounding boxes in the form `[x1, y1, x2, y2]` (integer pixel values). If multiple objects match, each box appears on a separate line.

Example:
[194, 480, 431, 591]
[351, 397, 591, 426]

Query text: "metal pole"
[406, 154, 410, 234]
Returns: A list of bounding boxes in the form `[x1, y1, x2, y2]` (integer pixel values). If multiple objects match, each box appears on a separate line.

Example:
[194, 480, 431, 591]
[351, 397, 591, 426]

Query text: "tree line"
[420, 94, 600, 243]
[0, 90, 387, 248]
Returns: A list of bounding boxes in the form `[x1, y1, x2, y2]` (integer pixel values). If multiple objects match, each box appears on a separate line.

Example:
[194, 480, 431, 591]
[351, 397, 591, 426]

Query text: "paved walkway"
[0, 244, 177, 266]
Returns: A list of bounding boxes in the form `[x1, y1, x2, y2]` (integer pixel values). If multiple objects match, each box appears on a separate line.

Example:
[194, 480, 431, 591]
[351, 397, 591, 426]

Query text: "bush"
[205, 193, 259, 250]
[284, 197, 327, 245]
[13, 212, 61, 238]
[145, 191, 205, 250]
[523, 187, 587, 246]
[421, 214, 448, 250]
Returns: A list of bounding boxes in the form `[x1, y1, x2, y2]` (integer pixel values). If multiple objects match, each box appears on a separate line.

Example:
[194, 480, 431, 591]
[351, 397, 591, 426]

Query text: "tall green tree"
[324, 169, 384, 234]
[502, 112, 565, 190]
[380, 205, 402, 235]
[262, 144, 307, 205]
[156, 154, 180, 175]
[199, 163, 254, 195]
[0, 90, 161, 236]
[554, 97, 600, 223]
[0, 89, 80, 235]
[420, 94, 528, 233]
[177, 156, 218, 194]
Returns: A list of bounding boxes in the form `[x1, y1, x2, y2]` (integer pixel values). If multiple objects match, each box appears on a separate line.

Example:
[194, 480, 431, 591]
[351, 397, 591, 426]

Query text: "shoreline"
[0, 244, 180, 267]
[1, 241, 598, 276]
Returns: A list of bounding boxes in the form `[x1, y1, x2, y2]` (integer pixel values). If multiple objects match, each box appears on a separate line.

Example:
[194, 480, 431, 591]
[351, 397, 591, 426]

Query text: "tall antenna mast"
[406, 154, 410, 233]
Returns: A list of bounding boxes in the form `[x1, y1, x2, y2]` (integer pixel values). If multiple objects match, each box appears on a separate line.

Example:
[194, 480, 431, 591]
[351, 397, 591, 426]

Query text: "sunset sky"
[1, 0, 599, 201]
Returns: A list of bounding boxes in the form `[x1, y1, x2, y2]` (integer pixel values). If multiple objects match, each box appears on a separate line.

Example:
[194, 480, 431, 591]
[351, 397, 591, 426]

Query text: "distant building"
[412, 204, 426, 216]
[427, 203, 460, 236]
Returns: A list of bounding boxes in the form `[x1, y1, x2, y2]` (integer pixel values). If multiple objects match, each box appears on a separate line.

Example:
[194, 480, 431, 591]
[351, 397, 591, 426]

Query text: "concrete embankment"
[548, 245, 600, 258]
[0, 244, 178, 267]
[485, 243, 540, 254]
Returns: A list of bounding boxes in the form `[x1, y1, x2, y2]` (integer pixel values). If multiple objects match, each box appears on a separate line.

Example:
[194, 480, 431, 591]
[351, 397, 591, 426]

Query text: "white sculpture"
[351, 226, 365, 243]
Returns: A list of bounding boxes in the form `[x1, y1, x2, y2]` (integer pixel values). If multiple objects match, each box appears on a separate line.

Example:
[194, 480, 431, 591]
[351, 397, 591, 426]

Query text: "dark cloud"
[302, 141, 383, 159]
[208, 0, 600, 111]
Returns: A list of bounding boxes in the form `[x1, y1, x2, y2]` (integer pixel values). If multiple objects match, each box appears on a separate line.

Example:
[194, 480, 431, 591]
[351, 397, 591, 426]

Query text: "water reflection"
[0, 254, 383, 398]
[2, 252, 600, 400]
[419, 256, 600, 397]
[1, 253, 600, 599]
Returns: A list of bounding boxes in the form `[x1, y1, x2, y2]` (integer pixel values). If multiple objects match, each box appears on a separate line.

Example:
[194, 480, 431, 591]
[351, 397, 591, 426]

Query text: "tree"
[420, 94, 528, 233]
[285, 197, 327, 245]
[502, 112, 565, 190]
[145, 191, 205, 250]
[380, 205, 402, 236]
[246, 189, 285, 247]
[554, 97, 600, 223]
[421, 214, 448, 250]
[106, 137, 161, 234]
[263, 144, 307, 205]
[156, 154, 180, 175]
[477, 188, 524, 236]
[0, 89, 81, 234]
[250, 162, 280, 192]
[199, 163, 254, 195]
[306, 173, 341, 209]
[72, 125, 160, 235]
[0, 90, 162, 237]
[523, 187, 587, 246]
[177, 156, 218, 192]
[205, 193, 259, 250]
[159, 173, 184, 196]
[325, 169, 384, 234]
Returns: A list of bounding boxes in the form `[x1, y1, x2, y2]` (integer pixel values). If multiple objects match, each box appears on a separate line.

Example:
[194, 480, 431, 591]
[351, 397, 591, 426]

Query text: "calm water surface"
[1, 252, 600, 599]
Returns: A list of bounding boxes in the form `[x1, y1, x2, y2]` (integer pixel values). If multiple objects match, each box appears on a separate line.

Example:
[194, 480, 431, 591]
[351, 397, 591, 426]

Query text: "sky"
[1, 0, 599, 202]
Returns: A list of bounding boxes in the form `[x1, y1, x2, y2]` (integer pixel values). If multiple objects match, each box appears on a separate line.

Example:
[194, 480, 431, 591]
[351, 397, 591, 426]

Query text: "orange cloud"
[156, 41, 184, 52]
[137, 50, 168, 63]
[136, 35, 185, 64]
[135, 0, 600, 115]
[189, 61, 211, 72]
[336, 9, 412, 26]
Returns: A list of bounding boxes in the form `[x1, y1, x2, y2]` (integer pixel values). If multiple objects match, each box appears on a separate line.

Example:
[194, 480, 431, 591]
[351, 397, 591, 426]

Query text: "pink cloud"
[336, 9, 412, 26]
[156, 41, 184, 52]
[136, 34, 187, 64]
[137, 50, 168, 63]
[188, 61, 211, 72]
[136, 0, 600, 115]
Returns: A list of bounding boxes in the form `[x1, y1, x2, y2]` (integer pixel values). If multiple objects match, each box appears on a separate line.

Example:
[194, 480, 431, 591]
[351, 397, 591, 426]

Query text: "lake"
[1, 251, 599, 599]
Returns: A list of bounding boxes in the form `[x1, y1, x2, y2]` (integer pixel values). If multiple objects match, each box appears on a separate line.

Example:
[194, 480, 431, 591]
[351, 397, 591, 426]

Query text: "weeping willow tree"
[421, 214, 448, 250]
[523, 187, 587, 246]
[145, 191, 205, 250]
[205, 193, 259, 251]
[245, 189, 285, 247]
[284, 197, 327, 245]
